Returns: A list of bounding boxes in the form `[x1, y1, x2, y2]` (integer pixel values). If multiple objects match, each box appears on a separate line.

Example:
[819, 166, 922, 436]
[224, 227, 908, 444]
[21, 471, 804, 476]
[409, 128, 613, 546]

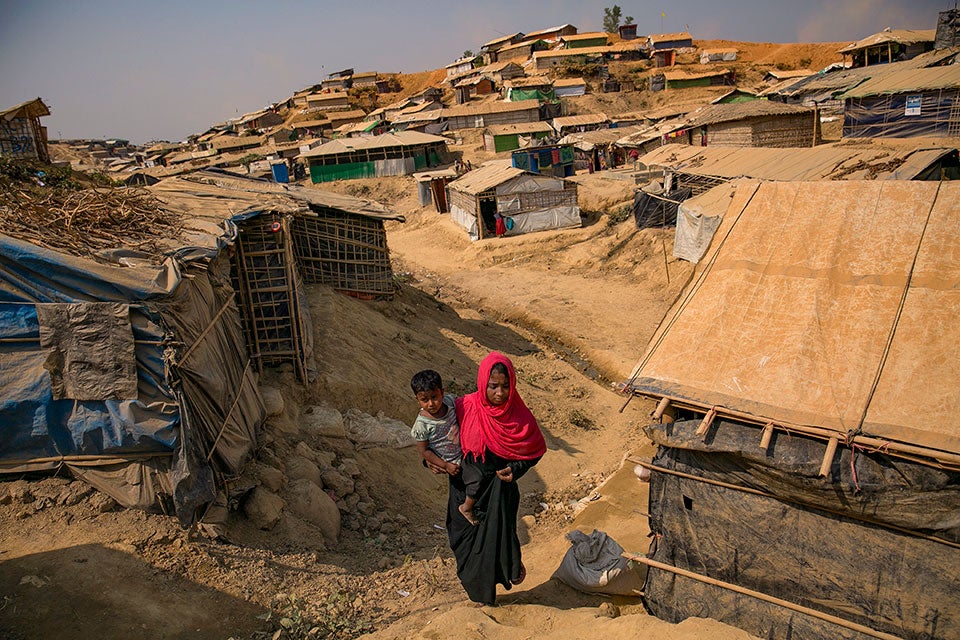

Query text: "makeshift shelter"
[551, 113, 610, 136]
[624, 179, 960, 640]
[504, 77, 557, 103]
[840, 65, 960, 139]
[0, 98, 51, 162]
[636, 139, 960, 195]
[559, 125, 643, 172]
[678, 101, 820, 147]
[300, 131, 449, 182]
[447, 162, 579, 240]
[654, 68, 736, 90]
[483, 122, 554, 153]
[440, 100, 541, 130]
[560, 32, 609, 49]
[412, 168, 458, 212]
[0, 183, 266, 526]
[553, 77, 588, 98]
[839, 28, 935, 68]
[699, 48, 737, 63]
[647, 32, 693, 50]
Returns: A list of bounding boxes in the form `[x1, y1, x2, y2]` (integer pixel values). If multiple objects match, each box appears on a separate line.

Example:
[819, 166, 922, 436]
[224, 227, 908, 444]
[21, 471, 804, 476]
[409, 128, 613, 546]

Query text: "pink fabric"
[456, 352, 546, 461]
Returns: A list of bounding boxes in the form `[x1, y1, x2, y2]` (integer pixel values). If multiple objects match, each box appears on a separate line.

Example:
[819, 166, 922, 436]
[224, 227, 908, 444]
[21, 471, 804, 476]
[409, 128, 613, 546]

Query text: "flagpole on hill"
[660, 10, 665, 32]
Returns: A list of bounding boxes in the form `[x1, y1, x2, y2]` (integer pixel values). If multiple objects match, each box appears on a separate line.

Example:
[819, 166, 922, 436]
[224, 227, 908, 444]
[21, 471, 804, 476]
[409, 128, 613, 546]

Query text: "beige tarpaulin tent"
[629, 179, 960, 466]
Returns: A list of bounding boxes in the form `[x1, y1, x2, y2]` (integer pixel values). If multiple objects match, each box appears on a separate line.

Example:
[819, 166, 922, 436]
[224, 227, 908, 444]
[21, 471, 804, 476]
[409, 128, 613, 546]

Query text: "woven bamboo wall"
[292, 210, 395, 298]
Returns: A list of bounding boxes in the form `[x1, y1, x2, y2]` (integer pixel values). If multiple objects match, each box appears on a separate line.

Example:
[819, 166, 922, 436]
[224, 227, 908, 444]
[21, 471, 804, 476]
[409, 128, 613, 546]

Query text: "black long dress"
[446, 450, 541, 605]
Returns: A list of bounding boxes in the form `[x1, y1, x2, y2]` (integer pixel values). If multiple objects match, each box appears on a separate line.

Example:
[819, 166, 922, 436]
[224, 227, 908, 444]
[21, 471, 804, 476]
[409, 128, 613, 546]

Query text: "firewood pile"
[0, 183, 182, 261]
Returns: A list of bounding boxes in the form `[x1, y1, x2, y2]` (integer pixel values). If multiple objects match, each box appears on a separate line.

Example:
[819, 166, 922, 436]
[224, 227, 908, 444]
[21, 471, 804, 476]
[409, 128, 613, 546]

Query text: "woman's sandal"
[511, 562, 526, 586]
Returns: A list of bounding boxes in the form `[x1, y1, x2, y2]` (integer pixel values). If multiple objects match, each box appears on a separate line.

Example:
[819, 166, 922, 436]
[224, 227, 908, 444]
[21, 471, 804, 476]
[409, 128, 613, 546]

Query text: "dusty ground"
[0, 39, 855, 640]
[0, 165, 749, 640]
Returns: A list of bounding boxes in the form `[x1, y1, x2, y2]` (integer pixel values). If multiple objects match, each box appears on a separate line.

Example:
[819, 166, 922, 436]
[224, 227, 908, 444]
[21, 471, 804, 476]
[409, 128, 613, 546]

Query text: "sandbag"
[551, 529, 644, 596]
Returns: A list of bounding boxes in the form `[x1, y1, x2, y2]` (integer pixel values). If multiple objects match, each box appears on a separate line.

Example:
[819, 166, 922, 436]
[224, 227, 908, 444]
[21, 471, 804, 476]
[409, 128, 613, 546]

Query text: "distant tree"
[463, 49, 475, 59]
[603, 5, 632, 33]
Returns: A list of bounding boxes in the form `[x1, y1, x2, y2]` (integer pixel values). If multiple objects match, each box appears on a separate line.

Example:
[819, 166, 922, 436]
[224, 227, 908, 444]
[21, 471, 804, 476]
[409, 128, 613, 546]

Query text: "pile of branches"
[0, 181, 182, 261]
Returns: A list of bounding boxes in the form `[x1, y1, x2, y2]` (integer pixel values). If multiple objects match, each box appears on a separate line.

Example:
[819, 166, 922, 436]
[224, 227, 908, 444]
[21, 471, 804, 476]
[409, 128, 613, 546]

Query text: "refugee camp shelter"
[552, 113, 610, 136]
[560, 32, 609, 48]
[679, 101, 821, 147]
[440, 100, 541, 130]
[496, 39, 550, 62]
[481, 32, 525, 57]
[653, 68, 736, 91]
[523, 24, 578, 42]
[553, 77, 588, 98]
[619, 23, 638, 40]
[412, 167, 459, 212]
[483, 122, 554, 152]
[0, 183, 266, 527]
[635, 139, 960, 195]
[624, 179, 960, 640]
[0, 98, 51, 162]
[446, 161, 579, 240]
[504, 77, 557, 102]
[647, 31, 693, 50]
[839, 65, 960, 139]
[300, 131, 449, 182]
[700, 48, 737, 63]
[560, 125, 643, 172]
[838, 28, 935, 68]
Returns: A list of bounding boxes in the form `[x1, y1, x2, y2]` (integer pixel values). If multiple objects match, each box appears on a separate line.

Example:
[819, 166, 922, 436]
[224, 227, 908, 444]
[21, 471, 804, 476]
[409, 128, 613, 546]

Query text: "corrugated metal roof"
[306, 92, 350, 103]
[498, 40, 542, 55]
[765, 69, 816, 80]
[839, 65, 960, 98]
[300, 131, 448, 157]
[478, 60, 523, 74]
[327, 109, 367, 123]
[441, 99, 540, 118]
[701, 47, 738, 54]
[292, 118, 331, 129]
[636, 140, 958, 181]
[553, 113, 610, 128]
[210, 135, 265, 150]
[838, 28, 936, 53]
[485, 122, 555, 136]
[447, 161, 526, 195]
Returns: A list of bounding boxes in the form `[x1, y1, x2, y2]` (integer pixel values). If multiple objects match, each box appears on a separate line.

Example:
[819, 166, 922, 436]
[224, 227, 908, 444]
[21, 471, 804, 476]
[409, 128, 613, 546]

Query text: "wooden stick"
[622, 553, 904, 640]
[651, 397, 671, 421]
[819, 437, 839, 478]
[695, 406, 717, 437]
[759, 422, 774, 451]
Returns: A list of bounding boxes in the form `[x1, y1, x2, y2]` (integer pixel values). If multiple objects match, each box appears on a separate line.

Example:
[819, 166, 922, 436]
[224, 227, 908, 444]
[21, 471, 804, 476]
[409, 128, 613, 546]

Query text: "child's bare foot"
[458, 503, 478, 525]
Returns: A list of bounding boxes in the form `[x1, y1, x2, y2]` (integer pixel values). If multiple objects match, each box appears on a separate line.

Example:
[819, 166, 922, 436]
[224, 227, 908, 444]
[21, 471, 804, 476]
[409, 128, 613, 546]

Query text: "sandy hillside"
[0, 41, 869, 640]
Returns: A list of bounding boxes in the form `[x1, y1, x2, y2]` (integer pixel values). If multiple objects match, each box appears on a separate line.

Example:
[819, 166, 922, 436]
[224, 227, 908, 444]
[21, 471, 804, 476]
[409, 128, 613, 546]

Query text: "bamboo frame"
[623, 553, 905, 640]
[292, 210, 395, 297]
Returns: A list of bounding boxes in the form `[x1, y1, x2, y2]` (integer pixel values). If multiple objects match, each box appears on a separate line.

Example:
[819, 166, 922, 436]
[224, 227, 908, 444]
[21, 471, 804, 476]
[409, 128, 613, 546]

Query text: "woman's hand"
[496, 466, 514, 483]
[446, 462, 462, 476]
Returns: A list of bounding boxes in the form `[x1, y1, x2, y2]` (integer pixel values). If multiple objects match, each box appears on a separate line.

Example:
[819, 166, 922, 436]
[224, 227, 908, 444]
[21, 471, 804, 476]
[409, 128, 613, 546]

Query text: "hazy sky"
[0, 0, 944, 143]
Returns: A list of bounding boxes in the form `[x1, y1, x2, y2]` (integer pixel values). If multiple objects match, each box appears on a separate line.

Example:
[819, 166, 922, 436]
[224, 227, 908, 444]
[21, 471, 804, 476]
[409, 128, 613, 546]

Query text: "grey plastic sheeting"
[642, 419, 960, 640]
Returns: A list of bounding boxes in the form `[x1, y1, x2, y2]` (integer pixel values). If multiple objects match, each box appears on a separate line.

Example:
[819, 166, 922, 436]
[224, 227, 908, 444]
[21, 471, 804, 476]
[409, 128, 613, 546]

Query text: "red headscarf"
[456, 352, 546, 461]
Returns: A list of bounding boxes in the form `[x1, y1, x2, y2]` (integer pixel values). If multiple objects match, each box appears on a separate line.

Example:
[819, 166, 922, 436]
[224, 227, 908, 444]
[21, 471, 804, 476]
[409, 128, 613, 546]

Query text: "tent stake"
[623, 553, 904, 640]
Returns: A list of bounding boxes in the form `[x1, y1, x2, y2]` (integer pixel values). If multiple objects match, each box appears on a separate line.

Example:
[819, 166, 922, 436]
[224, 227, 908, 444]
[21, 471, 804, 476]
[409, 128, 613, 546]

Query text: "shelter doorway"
[479, 195, 497, 239]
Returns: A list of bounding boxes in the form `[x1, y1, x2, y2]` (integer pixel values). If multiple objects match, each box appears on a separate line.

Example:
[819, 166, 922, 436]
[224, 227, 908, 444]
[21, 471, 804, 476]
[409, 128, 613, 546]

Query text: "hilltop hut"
[483, 122, 554, 153]
[839, 28, 935, 68]
[839, 65, 960, 139]
[553, 77, 588, 98]
[447, 162, 580, 240]
[624, 179, 960, 640]
[0, 98, 51, 162]
[647, 31, 693, 50]
[300, 131, 449, 182]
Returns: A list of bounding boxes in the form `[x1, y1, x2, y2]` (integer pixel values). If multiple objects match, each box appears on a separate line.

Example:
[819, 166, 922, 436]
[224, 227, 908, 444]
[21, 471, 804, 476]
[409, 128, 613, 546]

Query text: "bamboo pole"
[629, 393, 960, 470]
[623, 553, 905, 640]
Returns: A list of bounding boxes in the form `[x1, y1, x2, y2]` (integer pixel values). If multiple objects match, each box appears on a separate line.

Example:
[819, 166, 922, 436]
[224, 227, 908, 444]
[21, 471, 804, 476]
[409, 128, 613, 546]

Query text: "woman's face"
[486, 370, 510, 406]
